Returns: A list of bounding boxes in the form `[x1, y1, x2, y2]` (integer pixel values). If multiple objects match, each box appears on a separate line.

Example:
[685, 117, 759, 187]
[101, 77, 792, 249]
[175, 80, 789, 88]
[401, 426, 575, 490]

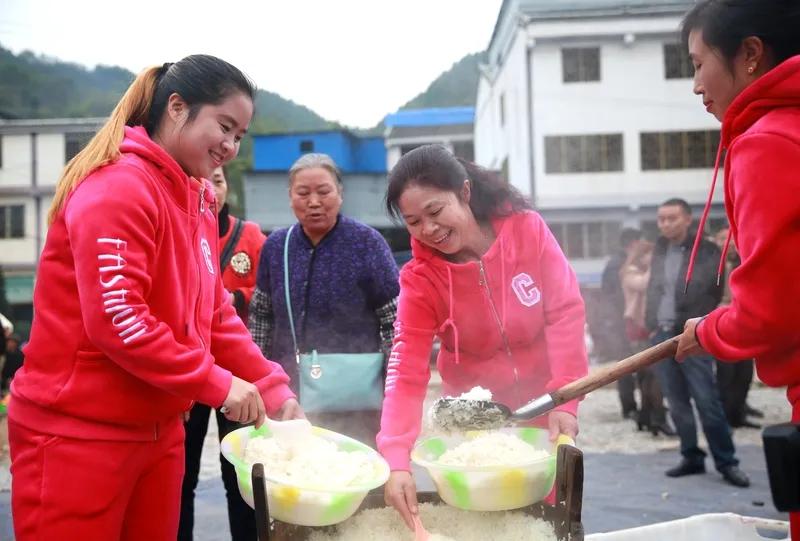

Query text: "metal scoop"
[431, 337, 679, 432]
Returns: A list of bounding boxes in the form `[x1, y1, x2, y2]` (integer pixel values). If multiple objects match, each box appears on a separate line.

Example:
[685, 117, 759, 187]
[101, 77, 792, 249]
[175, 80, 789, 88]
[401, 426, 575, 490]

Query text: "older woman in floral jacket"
[249, 153, 399, 445]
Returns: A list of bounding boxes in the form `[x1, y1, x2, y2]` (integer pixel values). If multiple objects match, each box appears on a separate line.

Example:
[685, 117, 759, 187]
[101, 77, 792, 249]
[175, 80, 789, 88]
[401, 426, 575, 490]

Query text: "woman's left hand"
[676, 317, 707, 361]
[548, 410, 578, 442]
[276, 398, 305, 421]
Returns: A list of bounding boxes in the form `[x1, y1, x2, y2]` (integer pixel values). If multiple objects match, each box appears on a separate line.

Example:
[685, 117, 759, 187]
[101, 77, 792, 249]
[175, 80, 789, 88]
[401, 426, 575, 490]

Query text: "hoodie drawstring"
[685, 139, 725, 293]
[438, 266, 461, 365]
[185, 182, 191, 337]
[500, 237, 508, 329]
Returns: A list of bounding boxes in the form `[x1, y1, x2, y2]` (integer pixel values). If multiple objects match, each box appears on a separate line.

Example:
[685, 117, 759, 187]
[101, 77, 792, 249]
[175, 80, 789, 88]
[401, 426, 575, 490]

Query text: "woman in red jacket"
[8, 55, 301, 541]
[379, 145, 587, 528]
[675, 0, 800, 536]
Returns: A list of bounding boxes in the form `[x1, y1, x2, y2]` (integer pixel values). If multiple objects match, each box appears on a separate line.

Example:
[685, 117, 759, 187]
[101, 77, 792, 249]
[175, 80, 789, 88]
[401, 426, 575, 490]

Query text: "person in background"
[178, 165, 267, 541]
[213, 166, 267, 321]
[249, 153, 399, 445]
[646, 198, 748, 487]
[620, 240, 670, 435]
[379, 145, 587, 529]
[711, 226, 761, 430]
[600, 228, 644, 421]
[7, 55, 301, 541]
[1, 334, 23, 397]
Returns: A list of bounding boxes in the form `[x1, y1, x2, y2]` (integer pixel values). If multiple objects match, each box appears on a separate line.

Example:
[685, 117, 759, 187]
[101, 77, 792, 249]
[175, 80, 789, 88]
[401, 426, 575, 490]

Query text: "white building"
[475, 0, 725, 285]
[0, 118, 103, 333]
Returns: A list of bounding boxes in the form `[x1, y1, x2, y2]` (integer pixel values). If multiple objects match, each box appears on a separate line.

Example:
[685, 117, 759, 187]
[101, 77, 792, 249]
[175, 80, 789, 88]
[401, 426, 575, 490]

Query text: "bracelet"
[693, 316, 708, 349]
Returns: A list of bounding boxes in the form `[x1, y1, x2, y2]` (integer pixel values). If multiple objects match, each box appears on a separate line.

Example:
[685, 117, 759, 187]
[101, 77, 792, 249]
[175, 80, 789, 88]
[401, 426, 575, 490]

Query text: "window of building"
[0, 205, 25, 239]
[299, 140, 314, 153]
[499, 93, 506, 127]
[640, 130, 720, 170]
[548, 221, 622, 259]
[562, 47, 601, 83]
[400, 144, 423, 156]
[64, 132, 95, 163]
[664, 43, 694, 79]
[545, 133, 623, 174]
[452, 141, 474, 162]
[642, 216, 726, 241]
[0, 135, 3, 169]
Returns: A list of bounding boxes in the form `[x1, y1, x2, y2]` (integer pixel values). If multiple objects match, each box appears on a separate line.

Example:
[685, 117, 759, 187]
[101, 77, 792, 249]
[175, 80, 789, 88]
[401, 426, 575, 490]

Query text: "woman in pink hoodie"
[379, 145, 588, 528]
[674, 1, 800, 537]
[8, 55, 302, 540]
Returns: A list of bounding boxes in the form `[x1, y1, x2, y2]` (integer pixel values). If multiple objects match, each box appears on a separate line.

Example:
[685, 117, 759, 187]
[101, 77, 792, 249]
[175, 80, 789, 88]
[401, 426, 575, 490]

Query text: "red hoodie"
[695, 56, 800, 415]
[219, 214, 266, 320]
[377, 211, 588, 470]
[10, 126, 294, 441]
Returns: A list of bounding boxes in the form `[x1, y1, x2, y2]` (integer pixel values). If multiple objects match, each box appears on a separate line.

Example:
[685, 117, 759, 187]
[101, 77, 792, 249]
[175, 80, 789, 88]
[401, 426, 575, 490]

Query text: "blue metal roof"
[384, 107, 475, 128]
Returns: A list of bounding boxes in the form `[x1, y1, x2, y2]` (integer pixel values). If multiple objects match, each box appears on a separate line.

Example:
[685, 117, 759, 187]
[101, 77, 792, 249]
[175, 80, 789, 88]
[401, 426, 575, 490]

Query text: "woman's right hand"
[384, 470, 418, 530]
[222, 376, 266, 427]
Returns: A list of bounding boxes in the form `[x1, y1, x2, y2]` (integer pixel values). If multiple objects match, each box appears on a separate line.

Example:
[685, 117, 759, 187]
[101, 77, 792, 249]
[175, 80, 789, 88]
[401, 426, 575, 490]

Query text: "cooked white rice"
[307, 502, 558, 541]
[454, 386, 493, 401]
[243, 434, 373, 487]
[438, 432, 549, 467]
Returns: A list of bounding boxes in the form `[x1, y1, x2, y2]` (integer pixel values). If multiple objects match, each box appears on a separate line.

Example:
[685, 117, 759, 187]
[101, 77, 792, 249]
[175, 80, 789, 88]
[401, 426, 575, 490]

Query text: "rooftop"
[384, 107, 475, 128]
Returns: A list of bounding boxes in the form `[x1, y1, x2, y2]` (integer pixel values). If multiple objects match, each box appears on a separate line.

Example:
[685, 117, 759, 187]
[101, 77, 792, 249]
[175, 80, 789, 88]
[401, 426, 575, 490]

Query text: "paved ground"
[0, 377, 792, 540]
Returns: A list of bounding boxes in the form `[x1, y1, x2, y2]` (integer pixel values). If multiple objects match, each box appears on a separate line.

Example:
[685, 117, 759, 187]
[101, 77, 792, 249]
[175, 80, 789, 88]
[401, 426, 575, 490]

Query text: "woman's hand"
[275, 398, 305, 421]
[222, 376, 266, 427]
[676, 317, 707, 361]
[548, 410, 578, 442]
[384, 470, 418, 531]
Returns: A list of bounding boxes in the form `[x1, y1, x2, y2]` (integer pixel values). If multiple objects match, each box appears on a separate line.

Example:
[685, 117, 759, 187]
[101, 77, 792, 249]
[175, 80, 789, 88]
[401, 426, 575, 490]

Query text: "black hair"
[660, 197, 693, 216]
[682, 1, 800, 69]
[385, 145, 532, 223]
[619, 228, 643, 249]
[145, 54, 256, 135]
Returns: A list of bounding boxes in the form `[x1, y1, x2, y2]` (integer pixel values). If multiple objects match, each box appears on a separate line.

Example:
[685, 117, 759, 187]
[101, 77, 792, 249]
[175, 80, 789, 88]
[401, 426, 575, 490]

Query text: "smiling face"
[289, 166, 343, 243]
[397, 182, 476, 256]
[689, 29, 764, 122]
[160, 91, 253, 179]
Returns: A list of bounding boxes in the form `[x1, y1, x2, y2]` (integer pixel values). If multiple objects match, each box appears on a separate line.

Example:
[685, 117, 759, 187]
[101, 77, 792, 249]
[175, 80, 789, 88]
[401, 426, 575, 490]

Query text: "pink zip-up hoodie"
[10, 126, 294, 441]
[377, 211, 588, 470]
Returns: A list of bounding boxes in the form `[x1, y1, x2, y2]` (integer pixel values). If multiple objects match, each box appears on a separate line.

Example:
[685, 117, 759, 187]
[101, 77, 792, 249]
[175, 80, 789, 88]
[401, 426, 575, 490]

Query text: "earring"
[747, 65, 755, 74]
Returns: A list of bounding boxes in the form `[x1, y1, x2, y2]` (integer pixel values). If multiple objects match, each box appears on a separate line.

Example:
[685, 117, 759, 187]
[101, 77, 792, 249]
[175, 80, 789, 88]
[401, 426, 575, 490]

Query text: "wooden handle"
[552, 336, 680, 406]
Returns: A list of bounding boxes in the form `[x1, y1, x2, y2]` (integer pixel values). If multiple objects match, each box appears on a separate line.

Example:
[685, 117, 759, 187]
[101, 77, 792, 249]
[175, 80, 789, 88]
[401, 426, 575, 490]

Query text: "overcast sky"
[0, 0, 503, 128]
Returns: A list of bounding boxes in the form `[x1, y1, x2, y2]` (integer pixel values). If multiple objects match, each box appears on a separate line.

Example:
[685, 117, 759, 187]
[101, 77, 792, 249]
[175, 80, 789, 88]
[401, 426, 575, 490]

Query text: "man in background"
[646, 198, 748, 487]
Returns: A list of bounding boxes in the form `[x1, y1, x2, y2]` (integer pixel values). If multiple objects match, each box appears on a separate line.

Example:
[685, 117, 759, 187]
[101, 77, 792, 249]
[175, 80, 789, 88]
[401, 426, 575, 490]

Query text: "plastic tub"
[586, 513, 789, 541]
[221, 424, 390, 527]
[411, 427, 573, 511]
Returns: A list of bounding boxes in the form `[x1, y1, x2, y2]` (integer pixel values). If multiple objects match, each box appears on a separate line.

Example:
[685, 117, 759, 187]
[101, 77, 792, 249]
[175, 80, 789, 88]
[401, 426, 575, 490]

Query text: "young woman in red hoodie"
[674, 0, 800, 536]
[379, 145, 588, 528]
[8, 55, 302, 540]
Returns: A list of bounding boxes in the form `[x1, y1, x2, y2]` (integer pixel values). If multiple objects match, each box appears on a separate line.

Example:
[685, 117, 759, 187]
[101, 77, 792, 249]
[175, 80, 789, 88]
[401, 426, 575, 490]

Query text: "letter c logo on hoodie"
[512, 273, 541, 307]
[200, 238, 215, 275]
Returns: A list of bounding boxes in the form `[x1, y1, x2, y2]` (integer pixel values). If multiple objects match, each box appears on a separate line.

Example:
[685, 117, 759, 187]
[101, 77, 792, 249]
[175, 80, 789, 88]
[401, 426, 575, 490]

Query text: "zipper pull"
[199, 187, 205, 214]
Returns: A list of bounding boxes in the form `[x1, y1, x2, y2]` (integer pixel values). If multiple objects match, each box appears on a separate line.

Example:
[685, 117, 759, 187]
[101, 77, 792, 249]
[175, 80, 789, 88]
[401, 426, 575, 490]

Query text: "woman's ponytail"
[48, 65, 162, 223]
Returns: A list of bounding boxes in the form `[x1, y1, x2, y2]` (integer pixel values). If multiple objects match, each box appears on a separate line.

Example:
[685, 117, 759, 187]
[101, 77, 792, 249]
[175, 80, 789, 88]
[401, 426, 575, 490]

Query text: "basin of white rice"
[437, 431, 550, 467]
[307, 502, 558, 541]
[243, 433, 373, 488]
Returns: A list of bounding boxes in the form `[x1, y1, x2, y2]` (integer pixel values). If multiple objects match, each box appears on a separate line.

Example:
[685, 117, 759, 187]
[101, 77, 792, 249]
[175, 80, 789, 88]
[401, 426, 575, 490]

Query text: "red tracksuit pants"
[9, 417, 185, 541]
